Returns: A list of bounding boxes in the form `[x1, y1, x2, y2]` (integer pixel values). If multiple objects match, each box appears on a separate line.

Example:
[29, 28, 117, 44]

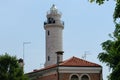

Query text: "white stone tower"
[44, 4, 64, 67]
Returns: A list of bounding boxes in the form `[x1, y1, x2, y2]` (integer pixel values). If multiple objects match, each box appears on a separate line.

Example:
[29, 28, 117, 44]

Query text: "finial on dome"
[50, 4, 58, 11]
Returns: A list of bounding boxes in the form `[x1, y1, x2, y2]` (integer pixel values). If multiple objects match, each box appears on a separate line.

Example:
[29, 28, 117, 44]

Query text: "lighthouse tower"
[44, 5, 64, 67]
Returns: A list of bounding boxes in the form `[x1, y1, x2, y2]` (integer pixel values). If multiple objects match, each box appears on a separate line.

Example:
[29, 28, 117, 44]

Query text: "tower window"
[48, 56, 50, 61]
[48, 31, 50, 35]
[48, 17, 55, 24]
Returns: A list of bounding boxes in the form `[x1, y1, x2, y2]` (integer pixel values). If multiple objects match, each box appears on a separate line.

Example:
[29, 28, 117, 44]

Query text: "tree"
[89, 0, 120, 22]
[89, 0, 120, 80]
[98, 24, 120, 80]
[0, 53, 28, 80]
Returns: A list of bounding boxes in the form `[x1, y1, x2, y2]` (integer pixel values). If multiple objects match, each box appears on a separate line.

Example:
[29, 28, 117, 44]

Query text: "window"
[71, 75, 79, 80]
[48, 17, 55, 24]
[81, 75, 89, 80]
[48, 31, 50, 35]
[48, 56, 50, 61]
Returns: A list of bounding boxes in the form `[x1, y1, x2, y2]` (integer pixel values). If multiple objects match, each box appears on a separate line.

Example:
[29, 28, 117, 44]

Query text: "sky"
[0, 0, 116, 80]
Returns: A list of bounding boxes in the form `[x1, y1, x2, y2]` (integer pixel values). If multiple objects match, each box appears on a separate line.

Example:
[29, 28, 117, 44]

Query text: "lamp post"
[23, 42, 31, 72]
[23, 42, 31, 61]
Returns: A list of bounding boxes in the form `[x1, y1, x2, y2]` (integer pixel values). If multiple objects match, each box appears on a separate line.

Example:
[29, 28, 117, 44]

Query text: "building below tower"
[27, 56, 102, 80]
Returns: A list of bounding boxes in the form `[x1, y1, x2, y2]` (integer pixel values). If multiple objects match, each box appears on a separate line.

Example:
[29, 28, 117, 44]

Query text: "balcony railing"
[44, 20, 64, 26]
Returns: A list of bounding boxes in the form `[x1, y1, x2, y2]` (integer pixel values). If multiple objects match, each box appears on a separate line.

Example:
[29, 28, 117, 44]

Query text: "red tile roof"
[59, 56, 101, 67]
[27, 56, 101, 74]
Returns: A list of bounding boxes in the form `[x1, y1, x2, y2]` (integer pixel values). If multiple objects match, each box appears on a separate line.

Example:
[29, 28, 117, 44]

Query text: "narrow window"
[48, 56, 50, 61]
[48, 31, 50, 35]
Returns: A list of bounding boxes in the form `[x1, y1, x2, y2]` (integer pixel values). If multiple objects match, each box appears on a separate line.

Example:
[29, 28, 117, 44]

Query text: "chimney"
[56, 51, 64, 64]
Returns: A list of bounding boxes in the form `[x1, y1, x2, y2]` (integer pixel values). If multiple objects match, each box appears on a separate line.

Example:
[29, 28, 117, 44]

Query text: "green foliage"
[0, 53, 28, 80]
[97, 18, 120, 80]
[98, 24, 120, 80]
[89, 0, 120, 79]
[89, 0, 108, 5]
[114, 24, 120, 39]
[114, 2, 120, 22]
[89, 0, 120, 22]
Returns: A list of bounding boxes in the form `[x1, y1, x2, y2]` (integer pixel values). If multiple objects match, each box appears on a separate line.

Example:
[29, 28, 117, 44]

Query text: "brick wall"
[37, 73, 101, 80]
[37, 74, 57, 80]
[89, 73, 101, 80]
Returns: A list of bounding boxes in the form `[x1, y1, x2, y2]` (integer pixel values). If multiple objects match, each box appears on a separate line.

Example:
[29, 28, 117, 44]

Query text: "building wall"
[37, 73, 57, 80]
[60, 73, 101, 80]
[89, 73, 101, 80]
[37, 73, 101, 80]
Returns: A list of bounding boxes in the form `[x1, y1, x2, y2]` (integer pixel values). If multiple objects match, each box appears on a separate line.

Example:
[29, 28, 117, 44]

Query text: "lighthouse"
[44, 5, 64, 67]
[27, 5, 102, 80]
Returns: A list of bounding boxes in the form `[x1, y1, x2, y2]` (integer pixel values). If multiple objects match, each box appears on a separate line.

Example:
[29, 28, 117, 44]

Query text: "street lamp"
[23, 42, 31, 61]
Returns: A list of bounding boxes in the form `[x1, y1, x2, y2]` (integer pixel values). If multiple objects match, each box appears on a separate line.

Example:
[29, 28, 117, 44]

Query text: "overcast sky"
[0, 0, 115, 80]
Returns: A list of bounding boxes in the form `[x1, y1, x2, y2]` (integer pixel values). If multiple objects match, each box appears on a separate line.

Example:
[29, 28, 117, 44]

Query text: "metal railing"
[44, 20, 64, 26]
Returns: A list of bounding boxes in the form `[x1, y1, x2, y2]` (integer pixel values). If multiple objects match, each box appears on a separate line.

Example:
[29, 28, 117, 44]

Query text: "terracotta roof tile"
[59, 56, 101, 67]
[27, 56, 101, 74]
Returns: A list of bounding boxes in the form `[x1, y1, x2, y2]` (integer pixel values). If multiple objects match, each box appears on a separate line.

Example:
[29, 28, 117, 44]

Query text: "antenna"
[82, 51, 91, 60]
